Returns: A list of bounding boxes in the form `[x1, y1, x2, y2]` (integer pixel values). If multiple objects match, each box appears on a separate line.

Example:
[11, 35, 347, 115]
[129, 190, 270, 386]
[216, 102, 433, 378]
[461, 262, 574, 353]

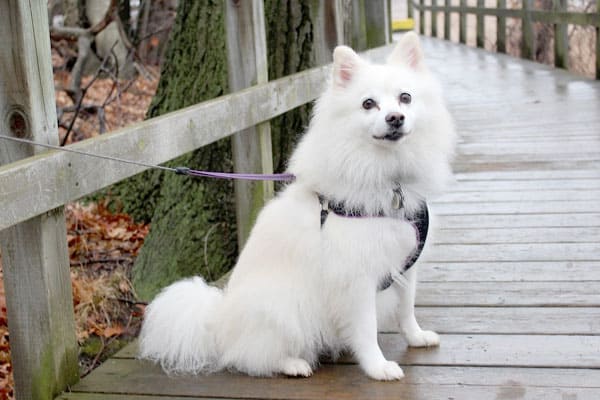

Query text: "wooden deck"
[57, 37, 600, 399]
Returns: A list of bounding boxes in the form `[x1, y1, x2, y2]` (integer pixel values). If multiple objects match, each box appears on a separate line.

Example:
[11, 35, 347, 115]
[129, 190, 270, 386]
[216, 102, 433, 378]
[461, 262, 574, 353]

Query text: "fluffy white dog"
[139, 32, 456, 381]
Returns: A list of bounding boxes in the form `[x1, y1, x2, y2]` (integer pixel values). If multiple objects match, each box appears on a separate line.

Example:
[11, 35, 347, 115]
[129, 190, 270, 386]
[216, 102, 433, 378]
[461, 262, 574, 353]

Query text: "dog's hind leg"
[376, 266, 440, 347]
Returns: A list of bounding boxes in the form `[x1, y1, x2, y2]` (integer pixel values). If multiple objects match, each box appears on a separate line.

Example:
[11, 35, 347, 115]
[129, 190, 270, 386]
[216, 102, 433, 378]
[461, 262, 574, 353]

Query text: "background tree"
[109, 0, 329, 301]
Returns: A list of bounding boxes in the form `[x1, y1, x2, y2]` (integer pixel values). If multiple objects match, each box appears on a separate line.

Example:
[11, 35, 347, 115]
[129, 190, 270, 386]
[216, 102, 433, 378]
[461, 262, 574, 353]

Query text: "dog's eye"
[399, 93, 412, 104]
[362, 98, 377, 110]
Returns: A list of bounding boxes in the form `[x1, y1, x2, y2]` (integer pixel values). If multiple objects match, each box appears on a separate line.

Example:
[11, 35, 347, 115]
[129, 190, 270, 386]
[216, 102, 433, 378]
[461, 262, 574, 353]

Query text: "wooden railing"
[0, 1, 391, 399]
[408, 0, 600, 79]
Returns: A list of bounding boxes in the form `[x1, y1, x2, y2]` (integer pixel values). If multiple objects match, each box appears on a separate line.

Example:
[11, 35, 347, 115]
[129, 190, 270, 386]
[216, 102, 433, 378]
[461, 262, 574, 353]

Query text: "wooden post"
[365, 0, 391, 47]
[311, 0, 341, 62]
[432, 0, 438, 37]
[419, 0, 426, 35]
[408, 0, 414, 20]
[459, 0, 467, 44]
[225, 0, 274, 249]
[497, 0, 507, 53]
[0, 1, 79, 399]
[521, 0, 535, 60]
[553, 0, 568, 69]
[596, 0, 599, 79]
[351, 0, 368, 51]
[476, 0, 485, 47]
[444, 0, 451, 40]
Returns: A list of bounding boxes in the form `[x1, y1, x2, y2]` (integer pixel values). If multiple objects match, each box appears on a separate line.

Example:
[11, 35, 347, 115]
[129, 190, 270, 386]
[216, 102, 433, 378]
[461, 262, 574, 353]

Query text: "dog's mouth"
[372, 130, 407, 142]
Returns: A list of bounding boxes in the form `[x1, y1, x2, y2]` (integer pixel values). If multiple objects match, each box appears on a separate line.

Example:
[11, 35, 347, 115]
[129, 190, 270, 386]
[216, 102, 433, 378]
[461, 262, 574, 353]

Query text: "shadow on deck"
[58, 37, 600, 400]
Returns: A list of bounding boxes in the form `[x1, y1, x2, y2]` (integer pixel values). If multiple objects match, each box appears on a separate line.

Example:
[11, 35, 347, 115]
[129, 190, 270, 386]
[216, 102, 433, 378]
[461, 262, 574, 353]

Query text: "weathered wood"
[553, 0, 568, 68]
[225, 0, 274, 249]
[415, 281, 600, 306]
[410, 2, 600, 27]
[438, 213, 600, 228]
[459, 0, 467, 43]
[420, 261, 600, 281]
[436, 189, 600, 202]
[426, 243, 600, 262]
[0, 1, 79, 399]
[431, 226, 600, 244]
[364, 0, 390, 47]
[443, 0, 450, 40]
[69, 358, 600, 399]
[597, 0, 600, 79]
[496, 0, 506, 52]
[476, 0, 484, 47]
[431, 200, 600, 214]
[431, 0, 438, 37]
[0, 43, 395, 233]
[419, 0, 425, 35]
[414, 307, 600, 334]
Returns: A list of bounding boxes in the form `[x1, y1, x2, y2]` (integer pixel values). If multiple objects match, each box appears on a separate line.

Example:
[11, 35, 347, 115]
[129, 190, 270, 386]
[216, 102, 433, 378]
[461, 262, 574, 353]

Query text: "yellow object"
[392, 19, 415, 32]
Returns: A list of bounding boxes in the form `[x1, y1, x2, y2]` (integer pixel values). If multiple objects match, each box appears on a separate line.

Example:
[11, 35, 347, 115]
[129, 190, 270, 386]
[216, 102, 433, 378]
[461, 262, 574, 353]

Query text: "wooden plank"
[431, 227, 600, 244]
[0, 43, 394, 232]
[426, 243, 600, 262]
[58, 395, 226, 400]
[415, 281, 600, 306]
[431, 200, 600, 215]
[414, 306, 600, 334]
[435, 189, 600, 202]
[419, 261, 600, 281]
[448, 178, 600, 192]
[437, 213, 600, 228]
[0, 2, 79, 399]
[225, 0, 274, 248]
[69, 359, 600, 399]
[454, 169, 600, 180]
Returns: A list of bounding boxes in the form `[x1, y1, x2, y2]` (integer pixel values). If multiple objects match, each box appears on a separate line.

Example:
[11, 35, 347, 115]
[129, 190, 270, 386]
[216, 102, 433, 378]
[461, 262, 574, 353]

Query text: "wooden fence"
[408, 0, 600, 79]
[0, 1, 392, 399]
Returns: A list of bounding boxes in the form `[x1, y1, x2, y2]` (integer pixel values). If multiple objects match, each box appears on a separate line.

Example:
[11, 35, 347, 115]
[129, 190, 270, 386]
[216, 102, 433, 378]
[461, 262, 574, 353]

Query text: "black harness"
[317, 191, 429, 291]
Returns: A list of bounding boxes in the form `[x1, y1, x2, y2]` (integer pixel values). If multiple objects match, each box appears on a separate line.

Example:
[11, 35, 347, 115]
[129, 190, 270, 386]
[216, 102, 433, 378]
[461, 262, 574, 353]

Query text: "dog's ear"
[387, 32, 425, 70]
[332, 46, 362, 88]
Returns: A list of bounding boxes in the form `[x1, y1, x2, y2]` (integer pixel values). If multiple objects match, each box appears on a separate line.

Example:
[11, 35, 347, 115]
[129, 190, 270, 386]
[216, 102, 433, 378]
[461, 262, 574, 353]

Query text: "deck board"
[60, 36, 600, 399]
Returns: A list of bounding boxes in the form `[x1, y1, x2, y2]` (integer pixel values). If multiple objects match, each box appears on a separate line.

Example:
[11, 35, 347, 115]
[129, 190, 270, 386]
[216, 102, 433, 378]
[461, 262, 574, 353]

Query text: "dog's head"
[323, 32, 434, 147]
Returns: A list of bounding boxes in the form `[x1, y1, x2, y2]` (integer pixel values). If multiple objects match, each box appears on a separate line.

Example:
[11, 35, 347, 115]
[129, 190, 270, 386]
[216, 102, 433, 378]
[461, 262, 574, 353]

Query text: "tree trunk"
[113, 0, 323, 301]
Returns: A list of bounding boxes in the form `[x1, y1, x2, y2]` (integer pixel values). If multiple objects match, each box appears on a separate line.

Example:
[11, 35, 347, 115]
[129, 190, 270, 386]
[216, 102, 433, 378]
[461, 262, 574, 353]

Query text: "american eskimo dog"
[139, 32, 456, 381]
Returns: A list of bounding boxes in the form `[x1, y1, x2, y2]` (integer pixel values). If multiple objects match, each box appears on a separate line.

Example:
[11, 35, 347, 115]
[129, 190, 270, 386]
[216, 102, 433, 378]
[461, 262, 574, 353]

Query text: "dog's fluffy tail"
[138, 276, 223, 374]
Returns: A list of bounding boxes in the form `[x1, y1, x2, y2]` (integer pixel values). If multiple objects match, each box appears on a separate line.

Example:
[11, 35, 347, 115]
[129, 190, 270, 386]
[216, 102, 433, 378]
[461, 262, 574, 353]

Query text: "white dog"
[139, 32, 456, 381]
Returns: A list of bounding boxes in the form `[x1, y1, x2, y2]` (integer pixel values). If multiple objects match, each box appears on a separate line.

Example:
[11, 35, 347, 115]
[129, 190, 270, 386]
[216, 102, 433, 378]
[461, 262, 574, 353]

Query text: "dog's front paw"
[406, 330, 440, 347]
[280, 357, 313, 377]
[364, 360, 405, 381]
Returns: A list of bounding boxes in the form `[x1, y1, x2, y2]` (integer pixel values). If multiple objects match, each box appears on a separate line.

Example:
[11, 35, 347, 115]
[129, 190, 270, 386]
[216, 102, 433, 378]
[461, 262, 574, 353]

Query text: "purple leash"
[0, 134, 296, 183]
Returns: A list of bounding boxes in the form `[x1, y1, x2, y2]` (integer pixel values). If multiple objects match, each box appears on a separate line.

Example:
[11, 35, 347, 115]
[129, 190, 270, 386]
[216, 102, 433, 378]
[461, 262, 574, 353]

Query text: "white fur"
[139, 32, 456, 381]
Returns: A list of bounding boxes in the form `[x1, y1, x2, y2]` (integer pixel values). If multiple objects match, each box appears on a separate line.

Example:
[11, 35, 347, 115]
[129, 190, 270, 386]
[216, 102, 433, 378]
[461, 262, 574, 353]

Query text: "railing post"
[497, 0, 507, 53]
[419, 0, 426, 35]
[365, 0, 391, 47]
[432, 0, 438, 37]
[459, 0, 467, 44]
[225, 0, 274, 249]
[553, 0, 568, 69]
[444, 0, 451, 40]
[0, 1, 79, 399]
[521, 0, 535, 59]
[476, 0, 485, 47]
[596, 0, 600, 79]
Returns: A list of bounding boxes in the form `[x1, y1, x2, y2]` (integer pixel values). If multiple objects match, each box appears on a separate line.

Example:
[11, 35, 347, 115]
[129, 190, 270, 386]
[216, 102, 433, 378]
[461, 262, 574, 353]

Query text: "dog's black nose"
[385, 112, 404, 128]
